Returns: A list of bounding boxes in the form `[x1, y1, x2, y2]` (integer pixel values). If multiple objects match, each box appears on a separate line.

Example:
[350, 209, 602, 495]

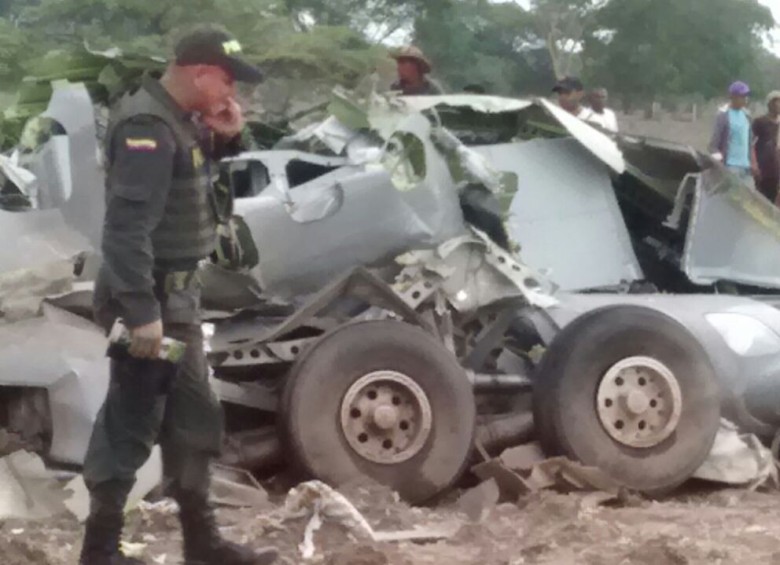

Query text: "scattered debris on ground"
[3, 480, 780, 564]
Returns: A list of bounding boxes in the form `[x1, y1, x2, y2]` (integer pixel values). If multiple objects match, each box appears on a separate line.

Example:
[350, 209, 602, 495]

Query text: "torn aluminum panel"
[284, 480, 457, 560]
[65, 445, 162, 522]
[401, 95, 534, 115]
[664, 173, 700, 230]
[393, 95, 624, 174]
[432, 127, 505, 194]
[619, 135, 701, 203]
[211, 465, 269, 508]
[28, 135, 71, 209]
[233, 114, 466, 298]
[0, 451, 68, 520]
[0, 153, 37, 201]
[227, 149, 350, 196]
[479, 138, 642, 291]
[0, 304, 108, 464]
[682, 167, 780, 288]
[538, 99, 624, 174]
[398, 227, 557, 312]
[0, 259, 75, 321]
[383, 113, 466, 243]
[278, 115, 377, 160]
[693, 420, 776, 488]
[457, 478, 500, 523]
[0, 209, 89, 275]
[236, 164, 432, 298]
[364, 93, 520, 143]
[0, 83, 97, 314]
[38, 81, 105, 249]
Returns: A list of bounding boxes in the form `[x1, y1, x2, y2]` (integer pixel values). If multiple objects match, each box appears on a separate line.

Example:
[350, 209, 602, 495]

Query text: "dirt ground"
[619, 114, 712, 150]
[3, 481, 780, 565]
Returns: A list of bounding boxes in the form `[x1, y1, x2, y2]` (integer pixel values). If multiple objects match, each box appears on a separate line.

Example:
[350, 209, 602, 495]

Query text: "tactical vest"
[105, 78, 217, 270]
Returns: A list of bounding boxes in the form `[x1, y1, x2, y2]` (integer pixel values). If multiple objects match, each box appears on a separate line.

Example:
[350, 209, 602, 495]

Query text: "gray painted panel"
[0, 306, 109, 465]
[238, 169, 435, 298]
[0, 209, 89, 273]
[235, 116, 467, 299]
[477, 138, 642, 290]
[683, 168, 780, 288]
[43, 83, 104, 250]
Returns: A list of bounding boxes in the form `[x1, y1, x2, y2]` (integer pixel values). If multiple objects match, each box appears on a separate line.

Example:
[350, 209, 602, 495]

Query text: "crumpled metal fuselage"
[7, 87, 780, 470]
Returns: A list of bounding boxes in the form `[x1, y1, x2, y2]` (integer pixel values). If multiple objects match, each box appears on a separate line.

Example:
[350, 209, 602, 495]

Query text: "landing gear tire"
[533, 305, 720, 495]
[281, 320, 476, 504]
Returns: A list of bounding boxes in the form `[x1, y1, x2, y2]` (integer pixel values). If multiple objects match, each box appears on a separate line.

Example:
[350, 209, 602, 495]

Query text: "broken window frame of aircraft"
[4, 82, 780, 502]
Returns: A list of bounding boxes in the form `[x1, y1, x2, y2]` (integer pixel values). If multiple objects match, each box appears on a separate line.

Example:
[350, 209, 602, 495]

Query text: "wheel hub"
[340, 370, 433, 465]
[596, 356, 683, 448]
[625, 389, 651, 415]
[372, 405, 399, 430]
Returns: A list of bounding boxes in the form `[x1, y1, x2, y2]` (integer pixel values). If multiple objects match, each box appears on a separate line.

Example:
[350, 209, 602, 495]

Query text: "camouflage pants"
[84, 284, 223, 510]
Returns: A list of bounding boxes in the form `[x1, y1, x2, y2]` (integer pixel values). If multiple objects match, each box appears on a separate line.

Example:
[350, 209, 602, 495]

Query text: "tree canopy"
[583, 0, 775, 103]
[0, 0, 776, 106]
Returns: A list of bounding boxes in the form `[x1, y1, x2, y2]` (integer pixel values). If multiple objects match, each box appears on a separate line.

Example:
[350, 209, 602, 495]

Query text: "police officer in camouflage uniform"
[79, 26, 278, 565]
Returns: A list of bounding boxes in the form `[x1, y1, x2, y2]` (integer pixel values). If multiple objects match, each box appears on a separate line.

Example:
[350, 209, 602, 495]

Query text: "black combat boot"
[79, 513, 146, 565]
[79, 480, 144, 565]
[177, 492, 278, 565]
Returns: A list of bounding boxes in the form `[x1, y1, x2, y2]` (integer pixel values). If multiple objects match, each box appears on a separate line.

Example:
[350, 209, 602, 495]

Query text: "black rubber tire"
[533, 305, 720, 495]
[280, 320, 476, 504]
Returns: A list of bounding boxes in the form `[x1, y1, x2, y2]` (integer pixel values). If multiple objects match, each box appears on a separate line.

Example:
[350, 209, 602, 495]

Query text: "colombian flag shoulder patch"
[125, 138, 158, 151]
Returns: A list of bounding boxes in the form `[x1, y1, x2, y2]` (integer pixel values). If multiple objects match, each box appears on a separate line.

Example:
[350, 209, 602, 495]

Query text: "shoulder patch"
[125, 137, 158, 151]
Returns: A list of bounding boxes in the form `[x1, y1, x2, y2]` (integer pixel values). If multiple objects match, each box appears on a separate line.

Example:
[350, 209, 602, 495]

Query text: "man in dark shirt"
[80, 26, 277, 565]
[390, 46, 445, 95]
[553, 76, 592, 121]
[752, 91, 780, 203]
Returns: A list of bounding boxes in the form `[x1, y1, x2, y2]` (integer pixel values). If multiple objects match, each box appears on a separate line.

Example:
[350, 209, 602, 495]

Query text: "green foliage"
[583, 0, 775, 104]
[530, 0, 603, 78]
[14, 0, 378, 84]
[0, 18, 29, 82]
[415, 0, 554, 95]
[252, 23, 381, 84]
[0, 0, 777, 142]
[285, 0, 422, 34]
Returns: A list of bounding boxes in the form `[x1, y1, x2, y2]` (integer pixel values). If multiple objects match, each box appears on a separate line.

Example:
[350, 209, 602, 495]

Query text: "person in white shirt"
[587, 87, 619, 132]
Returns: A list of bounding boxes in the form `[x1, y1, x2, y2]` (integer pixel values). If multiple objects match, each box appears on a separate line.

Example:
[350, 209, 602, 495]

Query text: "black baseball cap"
[174, 27, 264, 84]
[552, 76, 584, 93]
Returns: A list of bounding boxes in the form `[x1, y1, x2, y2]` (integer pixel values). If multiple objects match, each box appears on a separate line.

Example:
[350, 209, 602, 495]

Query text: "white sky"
[759, 0, 780, 52]
[513, 0, 780, 15]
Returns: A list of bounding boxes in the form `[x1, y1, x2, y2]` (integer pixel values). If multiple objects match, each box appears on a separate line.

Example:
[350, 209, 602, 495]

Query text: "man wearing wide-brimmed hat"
[390, 46, 445, 96]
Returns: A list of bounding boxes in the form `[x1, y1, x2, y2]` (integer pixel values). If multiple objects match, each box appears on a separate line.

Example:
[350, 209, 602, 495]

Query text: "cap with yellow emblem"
[174, 26, 264, 84]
